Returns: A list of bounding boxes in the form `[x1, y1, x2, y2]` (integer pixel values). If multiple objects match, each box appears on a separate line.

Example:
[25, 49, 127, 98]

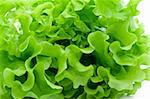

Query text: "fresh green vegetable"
[0, 0, 150, 99]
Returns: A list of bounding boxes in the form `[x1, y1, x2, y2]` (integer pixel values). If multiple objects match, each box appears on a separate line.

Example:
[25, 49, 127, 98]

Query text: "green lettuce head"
[0, 0, 150, 99]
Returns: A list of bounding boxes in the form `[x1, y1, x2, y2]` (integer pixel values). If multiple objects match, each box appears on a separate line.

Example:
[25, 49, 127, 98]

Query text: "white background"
[122, 0, 150, 99]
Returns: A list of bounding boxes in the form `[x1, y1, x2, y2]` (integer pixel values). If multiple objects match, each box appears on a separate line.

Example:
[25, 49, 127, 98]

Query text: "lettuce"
[0, 0, 150, 99]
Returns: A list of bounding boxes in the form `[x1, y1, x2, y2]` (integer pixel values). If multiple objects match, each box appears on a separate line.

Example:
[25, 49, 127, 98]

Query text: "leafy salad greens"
[0, 0, 150, 99]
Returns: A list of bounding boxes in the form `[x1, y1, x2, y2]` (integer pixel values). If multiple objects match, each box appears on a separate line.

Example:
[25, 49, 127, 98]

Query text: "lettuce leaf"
[0, 0, 150, 99]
